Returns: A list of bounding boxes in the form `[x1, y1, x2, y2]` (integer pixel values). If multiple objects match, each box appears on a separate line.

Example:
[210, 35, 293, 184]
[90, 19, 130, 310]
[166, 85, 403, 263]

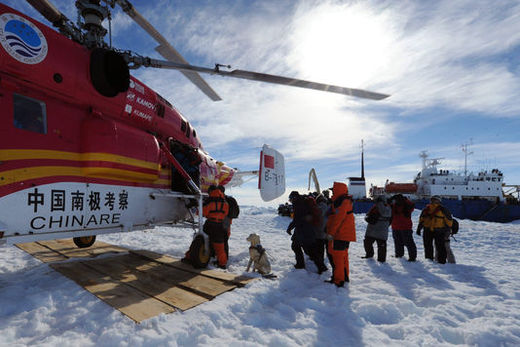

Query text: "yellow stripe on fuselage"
[0, 166, 169, 186]
[0, 149, 160, 171]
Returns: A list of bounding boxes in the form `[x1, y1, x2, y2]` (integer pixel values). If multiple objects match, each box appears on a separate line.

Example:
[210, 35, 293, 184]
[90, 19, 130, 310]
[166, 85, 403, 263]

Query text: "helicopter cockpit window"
[181, 120, 187, 133]
[13, 94, 47, 134]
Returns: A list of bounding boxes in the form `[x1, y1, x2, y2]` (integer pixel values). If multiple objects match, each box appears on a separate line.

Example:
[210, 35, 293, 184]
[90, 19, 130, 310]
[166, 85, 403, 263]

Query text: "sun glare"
[289, 3, 395, 87]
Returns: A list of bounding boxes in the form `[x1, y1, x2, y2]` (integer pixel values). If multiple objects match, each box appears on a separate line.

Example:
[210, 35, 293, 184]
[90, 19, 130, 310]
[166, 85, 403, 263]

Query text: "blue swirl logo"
[4, 19, 42, 58]
[0, 14, 47, 64]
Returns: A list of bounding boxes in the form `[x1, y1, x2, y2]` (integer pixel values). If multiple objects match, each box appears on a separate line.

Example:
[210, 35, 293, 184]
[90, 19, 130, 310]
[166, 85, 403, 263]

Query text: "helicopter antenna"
[107, 2, 112, 48]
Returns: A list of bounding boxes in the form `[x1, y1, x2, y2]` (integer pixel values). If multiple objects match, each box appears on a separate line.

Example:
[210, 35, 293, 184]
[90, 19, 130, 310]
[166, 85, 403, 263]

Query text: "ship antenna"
[361, 139, 365, 179]
[462, 140, 474, 177]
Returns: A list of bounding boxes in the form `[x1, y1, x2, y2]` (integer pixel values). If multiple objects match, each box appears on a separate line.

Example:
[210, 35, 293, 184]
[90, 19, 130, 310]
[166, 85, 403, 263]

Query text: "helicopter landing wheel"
[73, 235, 96, 248]
[189, 234, 210, 268]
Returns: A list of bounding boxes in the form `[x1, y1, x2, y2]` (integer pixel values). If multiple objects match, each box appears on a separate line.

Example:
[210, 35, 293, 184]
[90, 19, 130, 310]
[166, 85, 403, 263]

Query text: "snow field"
[1, 207, 520, 346]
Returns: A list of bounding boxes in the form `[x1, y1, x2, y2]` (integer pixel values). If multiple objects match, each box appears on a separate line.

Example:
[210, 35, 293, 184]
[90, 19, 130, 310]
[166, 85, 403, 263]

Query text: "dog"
[246, 233, 272, 276]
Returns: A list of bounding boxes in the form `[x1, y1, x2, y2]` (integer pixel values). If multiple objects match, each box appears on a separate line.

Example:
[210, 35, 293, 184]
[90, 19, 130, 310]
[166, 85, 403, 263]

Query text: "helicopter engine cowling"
[90, 48, 130, 97]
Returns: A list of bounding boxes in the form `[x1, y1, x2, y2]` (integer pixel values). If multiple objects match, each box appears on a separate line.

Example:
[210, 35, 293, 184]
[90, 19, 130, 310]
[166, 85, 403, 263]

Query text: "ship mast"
[361, 139, 365, 179]
[419, 151, 428, 170]
[461, 141, 473, 177]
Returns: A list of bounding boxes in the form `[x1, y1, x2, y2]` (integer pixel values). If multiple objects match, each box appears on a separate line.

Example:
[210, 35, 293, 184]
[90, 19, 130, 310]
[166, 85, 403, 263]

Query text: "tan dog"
[246, 233, 272, 276]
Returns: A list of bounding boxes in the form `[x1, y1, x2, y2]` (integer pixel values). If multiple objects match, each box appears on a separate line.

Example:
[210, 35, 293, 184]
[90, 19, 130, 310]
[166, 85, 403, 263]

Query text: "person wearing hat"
[417, 195, 453, 264]
[389, 194, 417, 261]
[362, 195, 392, 262]
[325, 182, 356, 286]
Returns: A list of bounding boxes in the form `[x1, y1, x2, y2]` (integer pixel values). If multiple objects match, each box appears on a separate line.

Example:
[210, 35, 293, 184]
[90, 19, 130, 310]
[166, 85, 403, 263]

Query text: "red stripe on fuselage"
[0, 176, 169, 197]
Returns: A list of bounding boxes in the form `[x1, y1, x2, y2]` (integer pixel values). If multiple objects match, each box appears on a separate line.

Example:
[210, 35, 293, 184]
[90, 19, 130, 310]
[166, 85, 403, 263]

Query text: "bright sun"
[288, 2, 395, 88]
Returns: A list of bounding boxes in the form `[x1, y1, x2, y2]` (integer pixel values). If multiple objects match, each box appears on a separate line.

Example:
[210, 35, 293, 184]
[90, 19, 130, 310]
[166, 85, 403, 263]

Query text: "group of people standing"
[286, 182, 457, 287]
[362, 193, 456, 265]
[287, 182, 356, 287]
[185, 182, 456, 282]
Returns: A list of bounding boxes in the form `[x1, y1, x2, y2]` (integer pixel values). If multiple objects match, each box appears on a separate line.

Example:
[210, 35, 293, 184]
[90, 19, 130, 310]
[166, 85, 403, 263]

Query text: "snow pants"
[328, 240, 350, 285]
[314, 239, 327, 270]
[392, 229, 417, 260]
[434, 232, 456, 264]
[423, 229, 448, 264]
[291, 240, 326, 271]
[204, 220, 228, 267]
[445, 240, 456, 264]
[363, 236, 387, 262]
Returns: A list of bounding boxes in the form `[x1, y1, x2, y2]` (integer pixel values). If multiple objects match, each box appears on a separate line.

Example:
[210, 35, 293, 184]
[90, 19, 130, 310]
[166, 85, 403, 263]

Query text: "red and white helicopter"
[0, 0, 388, 264]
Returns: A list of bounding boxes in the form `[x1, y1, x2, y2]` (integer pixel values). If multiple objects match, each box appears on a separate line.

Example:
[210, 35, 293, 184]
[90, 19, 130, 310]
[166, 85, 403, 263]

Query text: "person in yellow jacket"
[416, 195, 453, 264]
[325, 182, 356, 286]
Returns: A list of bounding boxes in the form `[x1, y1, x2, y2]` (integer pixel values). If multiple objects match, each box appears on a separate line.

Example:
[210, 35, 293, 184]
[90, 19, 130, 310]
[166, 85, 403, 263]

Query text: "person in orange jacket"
[325, 182, 356, 287]
[203, 185, 230, 268]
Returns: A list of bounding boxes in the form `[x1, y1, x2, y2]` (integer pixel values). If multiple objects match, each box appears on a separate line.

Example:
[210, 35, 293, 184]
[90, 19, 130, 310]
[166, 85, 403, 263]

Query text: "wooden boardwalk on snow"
[16, 239, 255, 323]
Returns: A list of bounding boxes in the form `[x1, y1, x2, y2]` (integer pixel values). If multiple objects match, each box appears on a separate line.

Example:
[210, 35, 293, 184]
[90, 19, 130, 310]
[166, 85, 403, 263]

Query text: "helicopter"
[0, 0, 388, 265]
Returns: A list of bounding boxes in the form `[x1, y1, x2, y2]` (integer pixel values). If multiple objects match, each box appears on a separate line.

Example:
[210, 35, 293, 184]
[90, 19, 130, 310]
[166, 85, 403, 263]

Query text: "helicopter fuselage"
[0, 3, 234, 244]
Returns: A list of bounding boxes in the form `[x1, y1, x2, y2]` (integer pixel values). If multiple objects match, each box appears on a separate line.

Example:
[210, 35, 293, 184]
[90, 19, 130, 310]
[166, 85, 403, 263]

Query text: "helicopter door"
[169, 140, 201, 193]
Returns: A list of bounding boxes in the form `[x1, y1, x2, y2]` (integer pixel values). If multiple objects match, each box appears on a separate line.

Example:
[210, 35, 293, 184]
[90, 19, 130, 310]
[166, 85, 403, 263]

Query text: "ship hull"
[353, 200, 374, 214]
[414, 199, 520, 223]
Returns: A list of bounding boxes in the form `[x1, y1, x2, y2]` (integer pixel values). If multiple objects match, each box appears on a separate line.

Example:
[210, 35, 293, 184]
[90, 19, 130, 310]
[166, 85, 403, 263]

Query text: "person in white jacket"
[362, 196, 392, 262]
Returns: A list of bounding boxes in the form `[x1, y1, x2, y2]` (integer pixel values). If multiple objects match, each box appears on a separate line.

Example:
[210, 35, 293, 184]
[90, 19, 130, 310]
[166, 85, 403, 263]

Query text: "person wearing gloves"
[325, 182, 356, 286]
[362, 195, 392, 262]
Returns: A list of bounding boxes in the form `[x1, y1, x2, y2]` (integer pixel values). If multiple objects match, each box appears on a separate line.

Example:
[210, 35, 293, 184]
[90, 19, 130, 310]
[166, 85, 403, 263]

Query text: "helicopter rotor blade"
[127, 56, 390, 100]
[26, 0, 82, 42]
[114, 0, 222, 101]
[222, 69, 389, 100]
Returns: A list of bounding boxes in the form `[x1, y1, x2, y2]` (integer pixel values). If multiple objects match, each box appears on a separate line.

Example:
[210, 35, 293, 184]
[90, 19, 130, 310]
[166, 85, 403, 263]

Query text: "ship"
[365, 149, 520, 223]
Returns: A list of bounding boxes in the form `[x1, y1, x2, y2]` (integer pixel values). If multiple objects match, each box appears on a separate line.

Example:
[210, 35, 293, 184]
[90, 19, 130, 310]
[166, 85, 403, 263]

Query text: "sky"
[5, 0, 520, 206]
[2, 207, 520, 345]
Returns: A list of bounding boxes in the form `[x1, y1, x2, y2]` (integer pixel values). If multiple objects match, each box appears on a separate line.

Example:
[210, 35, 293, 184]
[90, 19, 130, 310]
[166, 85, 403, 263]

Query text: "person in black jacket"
[286, 191, 327, 273]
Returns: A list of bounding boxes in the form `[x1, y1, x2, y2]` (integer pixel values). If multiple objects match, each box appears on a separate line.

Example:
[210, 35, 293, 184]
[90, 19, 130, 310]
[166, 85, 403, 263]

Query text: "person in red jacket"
[203, 185, 230, 268]
[389, 194, 417, 261]
[325, 182, 356, 286]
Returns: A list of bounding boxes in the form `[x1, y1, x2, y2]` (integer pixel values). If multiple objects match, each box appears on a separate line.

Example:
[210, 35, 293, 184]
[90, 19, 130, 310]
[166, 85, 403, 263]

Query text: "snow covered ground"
[1, 207, 520, 346]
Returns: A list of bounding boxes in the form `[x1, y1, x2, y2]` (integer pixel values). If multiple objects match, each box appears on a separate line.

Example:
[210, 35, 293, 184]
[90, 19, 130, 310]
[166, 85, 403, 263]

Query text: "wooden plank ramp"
[16, 240, 255, 323]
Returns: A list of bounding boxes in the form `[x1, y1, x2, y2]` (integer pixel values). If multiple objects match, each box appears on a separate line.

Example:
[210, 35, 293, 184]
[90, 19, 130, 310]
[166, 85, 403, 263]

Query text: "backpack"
[305, 196, 322, 226]
[365, 213, 379, 225]
[451, 218, 459, 235]
[365, 206, 380, 225]
[226, 195, 240, 219]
